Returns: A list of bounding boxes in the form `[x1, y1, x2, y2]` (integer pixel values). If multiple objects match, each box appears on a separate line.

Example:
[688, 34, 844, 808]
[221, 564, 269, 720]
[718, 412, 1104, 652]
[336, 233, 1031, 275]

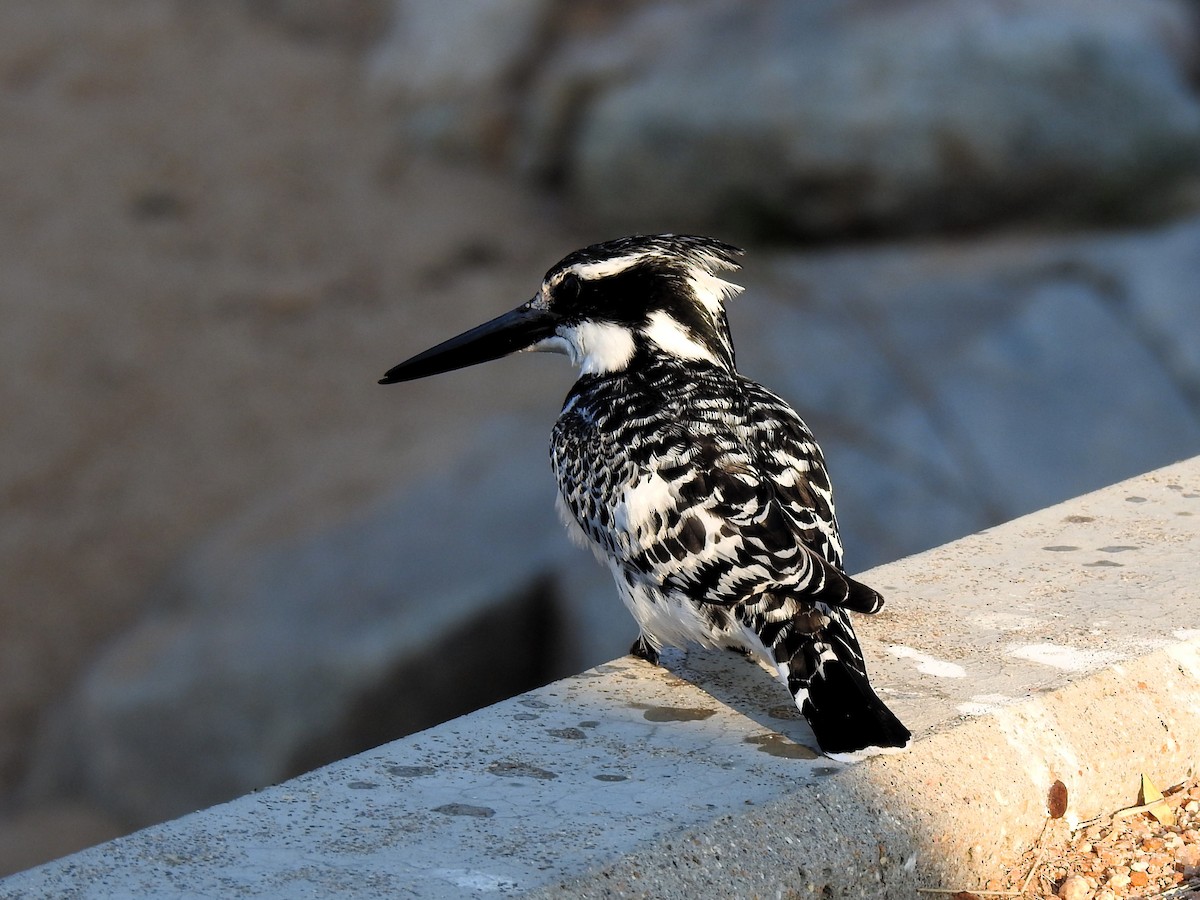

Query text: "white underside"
[611, 568, 784, 672]
[554, 493, 592, 550]
[613, 569, 717, 654]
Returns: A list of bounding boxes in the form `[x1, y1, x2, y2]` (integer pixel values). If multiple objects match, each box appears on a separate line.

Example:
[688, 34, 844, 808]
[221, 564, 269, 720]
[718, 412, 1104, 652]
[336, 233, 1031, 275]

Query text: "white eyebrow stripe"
[565, 252, 653, 281]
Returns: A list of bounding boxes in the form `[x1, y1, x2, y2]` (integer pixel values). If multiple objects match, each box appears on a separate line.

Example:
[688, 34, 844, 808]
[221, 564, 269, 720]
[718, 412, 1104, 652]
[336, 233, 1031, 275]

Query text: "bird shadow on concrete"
[649, 647, 838, 766]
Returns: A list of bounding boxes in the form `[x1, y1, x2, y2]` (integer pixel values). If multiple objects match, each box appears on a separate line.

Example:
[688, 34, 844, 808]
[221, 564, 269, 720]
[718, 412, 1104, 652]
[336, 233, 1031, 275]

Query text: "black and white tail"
[778, 609, 910, 757]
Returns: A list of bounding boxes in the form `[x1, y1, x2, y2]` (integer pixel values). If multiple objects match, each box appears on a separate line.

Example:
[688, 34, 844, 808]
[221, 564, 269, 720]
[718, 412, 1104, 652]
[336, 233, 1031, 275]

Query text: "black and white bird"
[381, 234, 909, 757]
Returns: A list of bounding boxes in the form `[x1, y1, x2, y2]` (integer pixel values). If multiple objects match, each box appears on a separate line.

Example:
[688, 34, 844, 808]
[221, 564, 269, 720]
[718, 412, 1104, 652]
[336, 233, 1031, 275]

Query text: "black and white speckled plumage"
[382, 234, 909, 756]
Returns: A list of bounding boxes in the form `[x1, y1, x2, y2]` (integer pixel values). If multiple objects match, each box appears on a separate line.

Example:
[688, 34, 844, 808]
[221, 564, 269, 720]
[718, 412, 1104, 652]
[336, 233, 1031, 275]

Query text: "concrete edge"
[526, 638, 1200, 898]
[2, 457, 1198, 899]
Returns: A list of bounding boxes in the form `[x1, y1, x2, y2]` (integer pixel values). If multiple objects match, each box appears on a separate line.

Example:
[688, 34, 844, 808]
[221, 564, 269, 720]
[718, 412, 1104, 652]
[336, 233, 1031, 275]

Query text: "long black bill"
[379, 301, 559, 384]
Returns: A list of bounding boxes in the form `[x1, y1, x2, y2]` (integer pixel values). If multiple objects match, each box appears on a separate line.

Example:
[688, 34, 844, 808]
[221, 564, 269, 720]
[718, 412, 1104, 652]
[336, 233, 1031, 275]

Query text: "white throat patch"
[533, 321, 636, 375]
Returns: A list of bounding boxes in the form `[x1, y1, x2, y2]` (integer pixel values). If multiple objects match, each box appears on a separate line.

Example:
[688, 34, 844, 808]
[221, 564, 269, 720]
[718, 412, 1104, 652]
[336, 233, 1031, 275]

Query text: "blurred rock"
[367, 0, 558, 157]
[243, 0, 393, 47]
[927, 276, 1198, 515]
[1074, 215, 1200, 405]
[0, 803, 123, 877]
[26, 419, 624, 826]
[516, 0, 1200, 236]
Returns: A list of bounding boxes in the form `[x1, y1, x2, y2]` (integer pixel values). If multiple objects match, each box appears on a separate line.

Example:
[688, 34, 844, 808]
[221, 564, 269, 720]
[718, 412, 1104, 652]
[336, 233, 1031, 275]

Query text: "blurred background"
[3, 0, 1200, 875]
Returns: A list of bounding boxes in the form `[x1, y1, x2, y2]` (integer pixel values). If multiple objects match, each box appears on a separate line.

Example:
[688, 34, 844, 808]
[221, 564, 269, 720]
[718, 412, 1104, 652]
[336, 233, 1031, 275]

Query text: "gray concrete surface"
[2, 457, 1198, 898]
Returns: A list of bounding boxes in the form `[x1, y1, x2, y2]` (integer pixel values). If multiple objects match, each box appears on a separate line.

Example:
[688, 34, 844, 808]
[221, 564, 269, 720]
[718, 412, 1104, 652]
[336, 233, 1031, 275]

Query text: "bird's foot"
[629, 635, 660, 666]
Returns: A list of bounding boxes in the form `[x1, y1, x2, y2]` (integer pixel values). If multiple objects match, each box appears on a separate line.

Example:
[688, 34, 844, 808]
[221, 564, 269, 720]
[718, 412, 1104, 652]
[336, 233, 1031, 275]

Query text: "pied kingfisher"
[381, 234, 909, 756]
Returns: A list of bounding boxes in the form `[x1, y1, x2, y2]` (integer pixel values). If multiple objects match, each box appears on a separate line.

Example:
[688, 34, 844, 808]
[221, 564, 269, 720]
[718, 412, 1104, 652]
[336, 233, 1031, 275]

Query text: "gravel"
[986, 777, 1200, 899]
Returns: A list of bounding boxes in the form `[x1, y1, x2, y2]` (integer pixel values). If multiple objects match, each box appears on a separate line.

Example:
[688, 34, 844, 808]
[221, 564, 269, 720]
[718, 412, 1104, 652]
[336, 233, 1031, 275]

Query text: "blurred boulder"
[0, 803, 123, 877]
[366, 0, 558, 157]
[239, 0, 392, 47]
[1077, 212, 1200, 403]
[521, 0, 1200, 236]
[26, 419, 623, 826]
[369, 0, 1200, 232]
[923, 276, 1198, 516]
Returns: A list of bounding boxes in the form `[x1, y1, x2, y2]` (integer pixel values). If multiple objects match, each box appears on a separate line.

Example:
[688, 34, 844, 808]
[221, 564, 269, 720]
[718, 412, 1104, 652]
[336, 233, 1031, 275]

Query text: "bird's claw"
[629, 636, 660, 666]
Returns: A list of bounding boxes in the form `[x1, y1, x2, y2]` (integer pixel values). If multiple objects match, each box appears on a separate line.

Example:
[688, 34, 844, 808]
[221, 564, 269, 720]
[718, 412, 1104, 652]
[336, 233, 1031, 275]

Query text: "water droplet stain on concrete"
[768, 704, 802, 720]
[433, 803, 495, 818]
[744, 733, 818, 759]
[487, 760, 558, 780]
[388, 765, 436, 777]
[639, 706, 716, 723]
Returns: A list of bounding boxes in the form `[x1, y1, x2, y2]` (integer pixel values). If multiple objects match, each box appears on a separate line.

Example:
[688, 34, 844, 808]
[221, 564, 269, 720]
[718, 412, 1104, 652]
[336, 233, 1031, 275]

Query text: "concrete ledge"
[3, 458, 1199, 898]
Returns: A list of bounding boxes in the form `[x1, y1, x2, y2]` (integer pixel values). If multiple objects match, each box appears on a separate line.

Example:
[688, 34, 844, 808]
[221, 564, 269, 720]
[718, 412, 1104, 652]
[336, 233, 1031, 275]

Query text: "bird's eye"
[557, 273, 582, 304]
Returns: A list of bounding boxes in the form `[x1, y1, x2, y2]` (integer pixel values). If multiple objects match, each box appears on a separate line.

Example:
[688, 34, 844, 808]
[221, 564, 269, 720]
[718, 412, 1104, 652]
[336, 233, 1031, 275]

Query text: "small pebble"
[1058, 874, 1093, 900]
[1177, 843, 1200, 868]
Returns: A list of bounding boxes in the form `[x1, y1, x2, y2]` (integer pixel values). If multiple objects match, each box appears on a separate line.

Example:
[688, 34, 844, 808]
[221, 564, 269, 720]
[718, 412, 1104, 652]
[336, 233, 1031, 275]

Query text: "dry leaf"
[1138, 773, 1175, 827]
[1048, 779, 1068, 818]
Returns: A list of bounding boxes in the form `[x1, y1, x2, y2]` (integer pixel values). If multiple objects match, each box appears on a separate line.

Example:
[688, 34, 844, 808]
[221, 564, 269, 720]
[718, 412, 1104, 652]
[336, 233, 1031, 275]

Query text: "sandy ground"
[0, 0, 588, 870]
